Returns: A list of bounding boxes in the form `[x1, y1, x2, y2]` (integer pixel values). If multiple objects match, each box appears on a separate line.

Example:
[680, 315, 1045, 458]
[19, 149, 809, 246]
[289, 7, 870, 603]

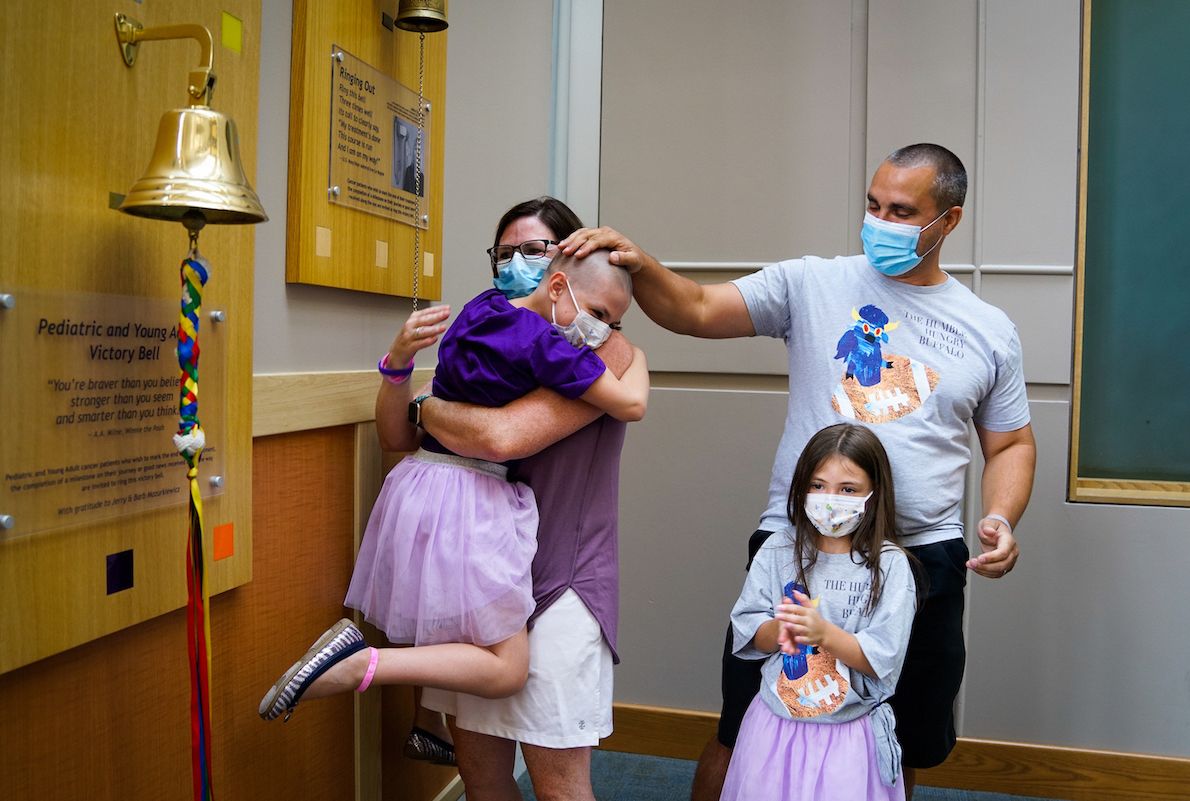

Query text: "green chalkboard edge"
[1068, 0, 1190, 509]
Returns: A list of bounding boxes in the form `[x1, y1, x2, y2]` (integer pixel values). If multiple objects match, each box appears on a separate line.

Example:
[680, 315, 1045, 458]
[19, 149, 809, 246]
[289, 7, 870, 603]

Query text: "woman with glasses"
[259, 198, 649, 764]
[487, 196, 580, 299]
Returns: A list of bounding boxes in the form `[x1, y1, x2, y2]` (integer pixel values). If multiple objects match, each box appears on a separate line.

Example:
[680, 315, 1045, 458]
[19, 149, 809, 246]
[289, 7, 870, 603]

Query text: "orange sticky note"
[213, 523, 235, 561]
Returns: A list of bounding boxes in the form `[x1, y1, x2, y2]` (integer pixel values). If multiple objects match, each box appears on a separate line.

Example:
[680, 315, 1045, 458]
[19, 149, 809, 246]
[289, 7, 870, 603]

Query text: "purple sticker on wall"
[106, 549, 134, 595]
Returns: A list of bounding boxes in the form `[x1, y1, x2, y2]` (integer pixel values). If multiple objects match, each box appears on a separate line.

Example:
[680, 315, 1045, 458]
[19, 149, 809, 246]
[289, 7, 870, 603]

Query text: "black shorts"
[715, 532, 968, 769]
[715, 529, 776, 748]
[890, 537, 968, 768]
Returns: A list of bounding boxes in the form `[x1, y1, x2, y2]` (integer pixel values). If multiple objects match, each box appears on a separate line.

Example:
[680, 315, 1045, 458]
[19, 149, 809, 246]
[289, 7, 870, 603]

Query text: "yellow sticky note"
[222, 12, 243, 54]
[423, 252, 435, 277]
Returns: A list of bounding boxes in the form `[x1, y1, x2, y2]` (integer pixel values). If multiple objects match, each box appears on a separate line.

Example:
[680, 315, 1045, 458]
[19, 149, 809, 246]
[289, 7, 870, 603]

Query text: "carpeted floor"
[506, 748, 1055, 801]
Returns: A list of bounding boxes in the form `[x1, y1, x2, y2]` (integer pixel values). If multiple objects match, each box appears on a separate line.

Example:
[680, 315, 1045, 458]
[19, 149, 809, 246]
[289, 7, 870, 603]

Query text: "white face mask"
[804, 493, 872, 538]
[551, 278, 612, 349]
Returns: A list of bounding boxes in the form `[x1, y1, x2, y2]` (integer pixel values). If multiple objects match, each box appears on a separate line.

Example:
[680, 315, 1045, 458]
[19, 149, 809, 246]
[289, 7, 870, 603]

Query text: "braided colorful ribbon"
[176, 254, 213, 801]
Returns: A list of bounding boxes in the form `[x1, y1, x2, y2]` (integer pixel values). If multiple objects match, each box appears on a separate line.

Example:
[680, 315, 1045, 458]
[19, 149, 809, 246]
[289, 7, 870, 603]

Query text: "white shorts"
[422, 588, 614, 748]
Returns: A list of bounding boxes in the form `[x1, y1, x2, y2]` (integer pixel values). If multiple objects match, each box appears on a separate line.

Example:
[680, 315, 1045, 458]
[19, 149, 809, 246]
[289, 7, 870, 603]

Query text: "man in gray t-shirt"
[561, 143, 1036, 800]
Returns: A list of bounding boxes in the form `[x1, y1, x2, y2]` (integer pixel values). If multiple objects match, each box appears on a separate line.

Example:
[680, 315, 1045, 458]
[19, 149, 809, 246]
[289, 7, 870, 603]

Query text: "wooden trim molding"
[252, 369, 434, 437]
[918, 738, 1190, 801]
[604, 703, 1190, 801]
[428, 776, 464, 801]
[1073, 478, 1190, 507]
[1069, 0, 1092, 506]
[601, 703, 718, 760]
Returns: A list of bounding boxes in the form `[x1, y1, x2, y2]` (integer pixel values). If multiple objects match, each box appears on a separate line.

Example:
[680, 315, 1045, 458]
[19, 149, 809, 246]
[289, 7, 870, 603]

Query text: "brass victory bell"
[395, 0, 449, 33]
[114, 14, 267, 229]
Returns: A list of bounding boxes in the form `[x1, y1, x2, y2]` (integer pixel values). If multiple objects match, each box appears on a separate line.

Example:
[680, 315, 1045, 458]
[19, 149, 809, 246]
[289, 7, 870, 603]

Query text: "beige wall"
[604, 0, 1190, 761]
[245, 0, 1190, 764]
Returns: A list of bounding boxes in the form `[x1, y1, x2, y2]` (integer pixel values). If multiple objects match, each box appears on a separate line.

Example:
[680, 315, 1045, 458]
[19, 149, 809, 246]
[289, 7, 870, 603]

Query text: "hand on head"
[559, 226, 645, 274]
[537, 249, 633, 337]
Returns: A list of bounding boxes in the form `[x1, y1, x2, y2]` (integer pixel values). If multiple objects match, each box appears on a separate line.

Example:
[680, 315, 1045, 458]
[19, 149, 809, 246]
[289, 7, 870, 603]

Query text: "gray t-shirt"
[731, 529, 917, 784]
[733, 255, 1030, 546]
[731, 529, 916, 725]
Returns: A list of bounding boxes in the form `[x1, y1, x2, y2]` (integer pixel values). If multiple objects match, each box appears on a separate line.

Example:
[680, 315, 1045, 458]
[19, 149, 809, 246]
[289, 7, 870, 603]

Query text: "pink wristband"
[379, 354, 415, 385]
[356, 647, 379, 693]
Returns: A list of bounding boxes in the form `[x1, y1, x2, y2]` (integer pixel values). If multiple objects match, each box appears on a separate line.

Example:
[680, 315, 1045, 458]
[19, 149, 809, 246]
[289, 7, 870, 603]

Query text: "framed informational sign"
[286, 0, 447, 298]
[329, 45, 430, 229]
[1, 290, 225, 539]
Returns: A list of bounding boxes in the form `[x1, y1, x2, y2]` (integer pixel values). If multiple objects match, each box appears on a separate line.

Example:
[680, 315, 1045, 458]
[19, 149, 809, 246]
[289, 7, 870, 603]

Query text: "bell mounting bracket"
[114, 13, 216, 107]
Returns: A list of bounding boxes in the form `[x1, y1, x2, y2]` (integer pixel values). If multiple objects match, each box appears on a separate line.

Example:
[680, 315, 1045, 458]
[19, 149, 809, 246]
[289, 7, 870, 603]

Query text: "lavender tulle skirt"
[344, 450, 538, 646]
[720, 697, 905, 801]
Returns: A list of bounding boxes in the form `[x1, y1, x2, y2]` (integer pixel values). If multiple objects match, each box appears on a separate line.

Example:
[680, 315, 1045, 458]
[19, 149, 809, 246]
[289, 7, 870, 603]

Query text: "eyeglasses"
[486, 239, 557, 268]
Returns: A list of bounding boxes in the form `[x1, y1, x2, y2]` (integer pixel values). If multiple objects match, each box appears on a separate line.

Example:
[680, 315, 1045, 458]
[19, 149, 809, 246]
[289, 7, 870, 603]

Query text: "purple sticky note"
[106, 549, 134, 595]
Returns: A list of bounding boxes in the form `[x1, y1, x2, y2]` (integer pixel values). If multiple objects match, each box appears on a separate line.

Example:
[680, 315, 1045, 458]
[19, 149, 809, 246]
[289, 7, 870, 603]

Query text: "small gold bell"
[395, 0, 449, 33]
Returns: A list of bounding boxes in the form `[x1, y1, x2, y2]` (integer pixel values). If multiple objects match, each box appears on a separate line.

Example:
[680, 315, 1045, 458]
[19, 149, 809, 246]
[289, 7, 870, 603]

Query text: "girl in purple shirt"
[260, 253, 648, 721]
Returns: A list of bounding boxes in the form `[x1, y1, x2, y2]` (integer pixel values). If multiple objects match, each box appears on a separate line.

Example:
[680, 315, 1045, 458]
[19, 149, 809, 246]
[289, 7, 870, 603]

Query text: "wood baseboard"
[604, 703, 1190, 801]
[602, 703, 718, 761]
[429, 775, 464, 801]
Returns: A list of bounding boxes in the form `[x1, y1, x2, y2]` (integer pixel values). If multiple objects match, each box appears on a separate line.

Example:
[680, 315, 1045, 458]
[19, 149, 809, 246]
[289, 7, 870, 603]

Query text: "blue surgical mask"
[493, 252, 549, 299]
[552, 279, 613, 350]
[860, 210, 948, 277]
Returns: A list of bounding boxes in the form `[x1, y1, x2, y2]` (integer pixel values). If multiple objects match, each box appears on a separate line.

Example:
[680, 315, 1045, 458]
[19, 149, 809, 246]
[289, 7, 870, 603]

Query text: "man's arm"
[968, 423, 1037, 578]
[560, 226, 756, 339]
[420, 332, 637, 462]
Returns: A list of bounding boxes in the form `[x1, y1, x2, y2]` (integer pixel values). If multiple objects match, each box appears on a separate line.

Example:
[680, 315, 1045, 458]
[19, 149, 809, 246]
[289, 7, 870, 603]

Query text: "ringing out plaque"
[329, 45, 429, 228]
[0, 289, 225, 539]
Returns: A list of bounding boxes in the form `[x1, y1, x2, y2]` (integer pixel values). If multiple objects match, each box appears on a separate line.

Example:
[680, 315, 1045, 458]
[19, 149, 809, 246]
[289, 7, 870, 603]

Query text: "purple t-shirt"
[512, 415, 627, 664]
[424, 289, 606, 454]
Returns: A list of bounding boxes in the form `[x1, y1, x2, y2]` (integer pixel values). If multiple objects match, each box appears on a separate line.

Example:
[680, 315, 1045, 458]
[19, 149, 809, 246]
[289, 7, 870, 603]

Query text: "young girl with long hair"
[720, 423, 918, 801]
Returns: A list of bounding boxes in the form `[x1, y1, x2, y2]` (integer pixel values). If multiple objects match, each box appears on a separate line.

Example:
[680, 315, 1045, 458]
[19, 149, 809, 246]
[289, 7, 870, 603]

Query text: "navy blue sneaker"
[259, 619, 367, 721]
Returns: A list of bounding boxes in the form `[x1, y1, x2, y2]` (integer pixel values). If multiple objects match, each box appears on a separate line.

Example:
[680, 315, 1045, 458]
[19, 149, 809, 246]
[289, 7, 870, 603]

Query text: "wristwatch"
[408, 393, 432, 429]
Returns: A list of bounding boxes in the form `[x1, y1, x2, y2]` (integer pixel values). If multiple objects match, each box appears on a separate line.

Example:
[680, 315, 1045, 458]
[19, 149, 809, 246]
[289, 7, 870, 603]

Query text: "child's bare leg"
[307, 628, 530, 701]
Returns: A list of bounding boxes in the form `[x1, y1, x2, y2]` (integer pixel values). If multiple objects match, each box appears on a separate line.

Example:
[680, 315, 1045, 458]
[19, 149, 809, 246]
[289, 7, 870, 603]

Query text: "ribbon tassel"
[177, 254, 213, 801]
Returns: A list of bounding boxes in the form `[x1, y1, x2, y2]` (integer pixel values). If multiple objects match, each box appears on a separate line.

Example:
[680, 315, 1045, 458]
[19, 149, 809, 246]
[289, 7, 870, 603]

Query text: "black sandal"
[404, 726, 457, 766]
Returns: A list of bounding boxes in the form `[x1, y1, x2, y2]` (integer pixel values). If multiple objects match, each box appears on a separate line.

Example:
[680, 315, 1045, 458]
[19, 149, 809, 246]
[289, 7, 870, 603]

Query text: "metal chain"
[411, 32, 426, 311]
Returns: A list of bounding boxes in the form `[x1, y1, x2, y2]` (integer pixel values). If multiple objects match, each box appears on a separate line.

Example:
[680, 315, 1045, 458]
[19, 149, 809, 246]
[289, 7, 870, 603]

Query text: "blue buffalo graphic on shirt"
[830, 304, 940, 424]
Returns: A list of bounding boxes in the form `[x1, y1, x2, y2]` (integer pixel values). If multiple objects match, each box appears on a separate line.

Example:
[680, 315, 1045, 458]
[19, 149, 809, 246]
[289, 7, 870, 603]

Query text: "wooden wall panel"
[286, 0, 447, 298]
[0, 428, 357, 801]
[0, 0, 258, 672]
[380, 683, 459, 799]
